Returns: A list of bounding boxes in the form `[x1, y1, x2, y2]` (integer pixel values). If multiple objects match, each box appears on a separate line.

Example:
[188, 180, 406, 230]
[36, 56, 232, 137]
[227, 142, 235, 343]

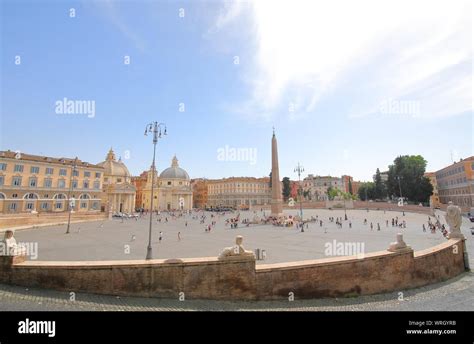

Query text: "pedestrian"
[377, 223, 380, 231]
[159, 231, 163, 243]
[178, 232, 181, 241]
[370, 222, 373, 231]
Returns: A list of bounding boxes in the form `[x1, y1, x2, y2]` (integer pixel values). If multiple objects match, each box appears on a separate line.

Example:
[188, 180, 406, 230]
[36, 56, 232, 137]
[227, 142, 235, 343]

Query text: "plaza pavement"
[11, 209, 474, 266]
[0, 272, 472, 311]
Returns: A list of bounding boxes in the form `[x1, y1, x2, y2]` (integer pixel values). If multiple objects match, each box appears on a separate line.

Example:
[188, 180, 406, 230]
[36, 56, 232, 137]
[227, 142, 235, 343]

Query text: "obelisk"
[270, 128, 283, 217]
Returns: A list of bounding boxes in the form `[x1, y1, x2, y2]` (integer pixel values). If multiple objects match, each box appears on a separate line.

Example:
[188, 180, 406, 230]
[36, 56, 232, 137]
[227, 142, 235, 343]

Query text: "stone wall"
[0, 212, 107, 231]
[0, 239, 466, 300]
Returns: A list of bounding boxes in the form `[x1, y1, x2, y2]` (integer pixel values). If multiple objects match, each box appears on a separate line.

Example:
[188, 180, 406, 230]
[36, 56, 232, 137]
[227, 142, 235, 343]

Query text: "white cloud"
[214, 0, 472, 120]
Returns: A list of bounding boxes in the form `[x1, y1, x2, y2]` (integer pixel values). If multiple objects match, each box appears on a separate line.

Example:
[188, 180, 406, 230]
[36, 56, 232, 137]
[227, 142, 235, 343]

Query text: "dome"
[97, 148, 131, 177]
[159, 156, 190, 180]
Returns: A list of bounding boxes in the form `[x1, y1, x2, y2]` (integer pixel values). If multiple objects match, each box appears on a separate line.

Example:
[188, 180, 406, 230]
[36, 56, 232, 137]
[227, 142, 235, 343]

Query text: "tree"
[327, 186, 339, 200]
[386, 155, 433, 203]
[374, 168, 387, 200]
[358, 182, 375, 201]
[282, 177, 291, 201]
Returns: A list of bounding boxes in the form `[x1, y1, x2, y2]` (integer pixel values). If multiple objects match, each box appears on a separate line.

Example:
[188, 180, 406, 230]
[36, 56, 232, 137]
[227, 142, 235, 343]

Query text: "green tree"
[282, 177, 291, 201]
[374, 168, 387, 200]
[358, 182, 375, 201]
[386, 155, 433, 203]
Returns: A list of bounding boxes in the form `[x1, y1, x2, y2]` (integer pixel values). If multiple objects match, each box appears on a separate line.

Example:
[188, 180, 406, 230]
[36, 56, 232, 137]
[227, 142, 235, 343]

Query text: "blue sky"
[1, 0, 472, 181]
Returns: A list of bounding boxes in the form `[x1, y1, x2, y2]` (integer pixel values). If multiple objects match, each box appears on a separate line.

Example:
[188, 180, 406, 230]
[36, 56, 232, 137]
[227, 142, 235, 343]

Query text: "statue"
[388, 233, 412, 252]
[445, 201, 464, 239]
[218, 235, 255, 260]
[0, 230, 26, 256]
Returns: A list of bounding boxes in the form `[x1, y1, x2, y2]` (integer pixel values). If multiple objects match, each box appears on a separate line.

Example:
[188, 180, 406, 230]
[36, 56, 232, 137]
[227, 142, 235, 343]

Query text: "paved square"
[12, 209, 474, 265]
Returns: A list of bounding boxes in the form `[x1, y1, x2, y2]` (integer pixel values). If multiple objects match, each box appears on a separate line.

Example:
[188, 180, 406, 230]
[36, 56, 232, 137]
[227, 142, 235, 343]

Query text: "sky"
[1, 0, 472, 182]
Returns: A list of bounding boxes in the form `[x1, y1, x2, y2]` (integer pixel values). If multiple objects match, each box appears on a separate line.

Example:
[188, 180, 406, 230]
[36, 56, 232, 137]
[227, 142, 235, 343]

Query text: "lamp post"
[294, 163, 304, 232]
[144, 122, 167, 260]
[66, 157, 78, 234]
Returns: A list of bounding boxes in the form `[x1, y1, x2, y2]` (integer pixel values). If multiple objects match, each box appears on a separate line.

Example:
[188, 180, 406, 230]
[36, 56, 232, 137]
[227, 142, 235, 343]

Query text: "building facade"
[97, 149, 136, 214]
[435, 157, 474, 209]
[207, 177, 271, 208]
[0, 150, 103, 213]
[302, 175, 345, 201]
[424, 172, 440, 208]
[140, 156, 193, 211]
[131, 171, 148, 211]
[191, 178, 208, 209]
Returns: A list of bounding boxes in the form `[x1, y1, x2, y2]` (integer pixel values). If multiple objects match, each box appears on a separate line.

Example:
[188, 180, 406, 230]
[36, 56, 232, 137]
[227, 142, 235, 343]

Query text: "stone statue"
[445, 201, 464, 239]
[388, 233, 412, 252]
[0, 230, 26, 256]
[218, 235, 255, 260]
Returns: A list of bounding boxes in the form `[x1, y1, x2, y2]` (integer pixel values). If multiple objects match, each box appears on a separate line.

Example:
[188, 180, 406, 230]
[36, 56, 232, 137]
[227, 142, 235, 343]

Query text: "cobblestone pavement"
[0, 272, 472, 311]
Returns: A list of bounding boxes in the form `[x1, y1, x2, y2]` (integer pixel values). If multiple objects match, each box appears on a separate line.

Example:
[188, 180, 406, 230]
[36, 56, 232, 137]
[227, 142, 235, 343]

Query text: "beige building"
[141, 156, 193, 211]
[207, 177, 271, 208]
[435, 157, 474, 209]
[0, 150, 103, 213]
[303, 175, 345, 201]
[97, 149, 136, 214]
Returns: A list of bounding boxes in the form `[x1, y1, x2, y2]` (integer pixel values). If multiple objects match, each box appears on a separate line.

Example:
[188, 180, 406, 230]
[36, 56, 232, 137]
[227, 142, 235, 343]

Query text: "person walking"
[178, 232, 181, 241]
[159, 231, 163, 243]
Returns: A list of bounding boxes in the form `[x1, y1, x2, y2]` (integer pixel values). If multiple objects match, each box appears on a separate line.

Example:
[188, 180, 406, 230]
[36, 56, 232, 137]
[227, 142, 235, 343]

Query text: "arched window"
[23, 193, 39, 199]
[0, 193, 5, 199]
[79, 194, 91, 200]
[53, 193, 67, 200]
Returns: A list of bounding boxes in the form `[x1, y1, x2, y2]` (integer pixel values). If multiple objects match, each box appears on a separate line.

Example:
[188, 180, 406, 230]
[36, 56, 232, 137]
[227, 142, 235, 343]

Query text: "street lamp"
[66, 157, 78, 234]
[294, 163, 304, 232]
[144, 122, 167, 260]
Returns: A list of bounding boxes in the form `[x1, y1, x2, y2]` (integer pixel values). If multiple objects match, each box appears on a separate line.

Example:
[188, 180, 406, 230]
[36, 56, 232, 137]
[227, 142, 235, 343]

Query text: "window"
[41, 202, 49, 210]
[43, 194, 49, 198]
[14, 164, 24, 172]
[26, 202, 34, 210]
[73, 170, 79, 177]
[0, 163, 6, 171]
[44, 178, 52, 188]
[0, 176, 3, 186]
[91, 201, 99, 210]
[30, 166, 40, 174]
[12, 194, 18, 198]
[117, 178, 122, 183]
[83, 181, 89, 189]
[9, 203, 17, 211]
[56, 202, 63, 209]
[58, 179, 66, 188]
[95, 172, 101, 178]
[45, 167, 54, 175]
[84, 171, 91, 178]
[72, 180, 78, 188]
[80, 202, 87, 209]
[12, 176, 22, 186]
[167, 181, 172, 185]
[59, 169, 67, 176]
[29, 177, 37, 187]
[93, 181, 100, 189]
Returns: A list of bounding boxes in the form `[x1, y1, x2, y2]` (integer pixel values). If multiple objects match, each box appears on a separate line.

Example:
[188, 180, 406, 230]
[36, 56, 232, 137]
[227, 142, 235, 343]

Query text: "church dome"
[97, 148, 131, 177]
[159, 156, 189, 180]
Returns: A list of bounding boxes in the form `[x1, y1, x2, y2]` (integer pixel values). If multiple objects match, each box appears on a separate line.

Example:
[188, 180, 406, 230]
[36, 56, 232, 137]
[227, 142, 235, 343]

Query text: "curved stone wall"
[0, 238, 467, 300]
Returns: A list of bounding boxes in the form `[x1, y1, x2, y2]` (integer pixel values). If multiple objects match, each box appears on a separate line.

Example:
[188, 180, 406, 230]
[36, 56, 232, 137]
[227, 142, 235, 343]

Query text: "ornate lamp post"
[66, 157, 78, 234]
[144, 122, 167, 260]
[294, 163, 304, 232]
